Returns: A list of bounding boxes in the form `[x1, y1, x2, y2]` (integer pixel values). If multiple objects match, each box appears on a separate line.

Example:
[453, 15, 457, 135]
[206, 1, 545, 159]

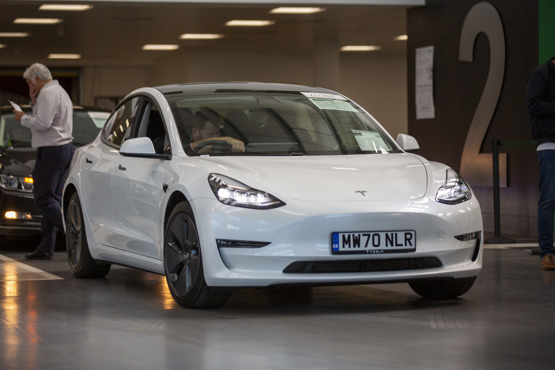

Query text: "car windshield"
[0, 110, 108, 148]
[166, 92, 399, 156]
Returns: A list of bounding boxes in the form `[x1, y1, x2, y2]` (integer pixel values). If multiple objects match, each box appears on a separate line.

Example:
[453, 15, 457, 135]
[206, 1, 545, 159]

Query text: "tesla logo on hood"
[355, 191, 367, 196]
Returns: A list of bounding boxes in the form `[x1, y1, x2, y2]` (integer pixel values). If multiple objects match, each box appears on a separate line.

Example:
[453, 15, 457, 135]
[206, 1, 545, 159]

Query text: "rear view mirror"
[120, 137, 156, 155]
[396, 134, 420, 153]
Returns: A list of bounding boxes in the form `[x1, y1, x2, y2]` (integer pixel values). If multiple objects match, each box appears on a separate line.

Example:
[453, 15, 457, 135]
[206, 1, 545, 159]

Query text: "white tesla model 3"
[62, 82, 483, 308]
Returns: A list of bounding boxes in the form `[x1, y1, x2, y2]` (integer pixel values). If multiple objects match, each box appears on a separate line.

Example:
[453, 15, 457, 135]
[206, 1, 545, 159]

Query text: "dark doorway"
[0, 67, 79, 106]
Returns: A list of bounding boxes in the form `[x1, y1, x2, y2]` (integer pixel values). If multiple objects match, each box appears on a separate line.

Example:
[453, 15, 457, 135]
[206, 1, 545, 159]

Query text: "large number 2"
[459, 2, 506, 187]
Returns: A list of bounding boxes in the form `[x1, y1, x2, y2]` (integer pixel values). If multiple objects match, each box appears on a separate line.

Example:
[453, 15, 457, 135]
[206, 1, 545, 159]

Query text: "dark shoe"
[541, 254, 555, 270]
[25, 250, 53, 260]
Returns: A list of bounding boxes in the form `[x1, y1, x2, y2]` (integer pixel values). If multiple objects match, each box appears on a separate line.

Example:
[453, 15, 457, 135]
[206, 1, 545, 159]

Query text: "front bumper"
[191, 196, 483, 287]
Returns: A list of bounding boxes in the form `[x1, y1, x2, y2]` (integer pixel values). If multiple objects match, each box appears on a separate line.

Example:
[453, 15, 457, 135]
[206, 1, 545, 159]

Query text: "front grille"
[283, 257, 442, 274]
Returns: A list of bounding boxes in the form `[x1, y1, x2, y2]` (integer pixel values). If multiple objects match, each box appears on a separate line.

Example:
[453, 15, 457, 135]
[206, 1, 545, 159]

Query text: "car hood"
[0, 147, 36, 176]
[200, 154, 428, 202]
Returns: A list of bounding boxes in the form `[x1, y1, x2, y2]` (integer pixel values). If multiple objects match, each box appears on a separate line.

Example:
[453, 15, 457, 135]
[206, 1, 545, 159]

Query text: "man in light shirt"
[13, 63, 74, 260]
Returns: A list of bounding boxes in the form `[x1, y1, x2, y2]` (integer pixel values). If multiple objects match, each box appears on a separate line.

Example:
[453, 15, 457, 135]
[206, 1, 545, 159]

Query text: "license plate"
[331, 230, 416, 254]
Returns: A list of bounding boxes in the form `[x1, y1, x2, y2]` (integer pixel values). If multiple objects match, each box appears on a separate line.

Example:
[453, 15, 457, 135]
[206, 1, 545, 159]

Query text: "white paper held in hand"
[9, 100, 23, 112]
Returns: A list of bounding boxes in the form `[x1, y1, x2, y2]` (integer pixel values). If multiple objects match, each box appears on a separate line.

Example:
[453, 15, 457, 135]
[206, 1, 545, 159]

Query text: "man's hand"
[221, 137, 245, 152]
[29, 84, 38, 105]
[13, 110, 25, 122]
[190, 136, 245, 153]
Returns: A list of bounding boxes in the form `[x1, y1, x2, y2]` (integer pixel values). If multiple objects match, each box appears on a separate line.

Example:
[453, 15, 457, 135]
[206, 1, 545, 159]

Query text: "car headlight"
[0, 174, 33, 192]
[208, 173, 285, 209]
[435, 169, 472, 204]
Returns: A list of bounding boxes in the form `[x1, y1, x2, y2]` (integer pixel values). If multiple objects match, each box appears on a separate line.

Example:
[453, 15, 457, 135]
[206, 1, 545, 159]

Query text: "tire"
[65, 192, 111, 278]
[163, 201, 231, 308]
[409, 277, 476, 299]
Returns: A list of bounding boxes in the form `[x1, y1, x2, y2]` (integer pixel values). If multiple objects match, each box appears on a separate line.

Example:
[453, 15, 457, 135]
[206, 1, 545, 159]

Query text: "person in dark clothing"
[527, 57, 555, 270]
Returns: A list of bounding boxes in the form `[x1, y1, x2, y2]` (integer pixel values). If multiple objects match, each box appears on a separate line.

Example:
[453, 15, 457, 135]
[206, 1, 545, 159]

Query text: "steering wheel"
[193, 139, 232, 153]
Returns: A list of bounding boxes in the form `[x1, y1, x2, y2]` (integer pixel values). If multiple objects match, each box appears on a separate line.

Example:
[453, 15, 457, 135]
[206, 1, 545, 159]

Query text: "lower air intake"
[283, 257, 442, 274]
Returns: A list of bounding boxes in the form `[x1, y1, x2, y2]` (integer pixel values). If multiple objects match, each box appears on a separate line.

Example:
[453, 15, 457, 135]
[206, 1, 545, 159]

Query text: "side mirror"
[120, 137, 156, 156]
[396, 134, 420, 153]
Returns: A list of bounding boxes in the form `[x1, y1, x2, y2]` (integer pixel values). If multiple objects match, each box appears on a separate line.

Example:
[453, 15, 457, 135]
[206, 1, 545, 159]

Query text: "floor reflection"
[0, 246, 552, 370]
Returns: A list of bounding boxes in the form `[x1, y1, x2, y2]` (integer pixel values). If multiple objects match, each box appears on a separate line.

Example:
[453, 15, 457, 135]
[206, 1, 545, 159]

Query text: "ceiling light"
[48, 53, 81, 59]
[180, 33, 224, 40]
[340, 45, 381, 52]
[270, 7, 325, 14]
[14, 18, 63, 25]
[0, 44, 6, 49]
[394, 35, 408, 41]
[0, 32, 30, 37]
[225, 20, 275, 27]
[142, 44, 179, 51]
[40, 4, 93, 11]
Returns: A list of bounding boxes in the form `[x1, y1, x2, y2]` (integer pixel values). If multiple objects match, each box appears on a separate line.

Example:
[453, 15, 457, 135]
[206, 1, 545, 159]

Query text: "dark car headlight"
[0, 174, 33, 192]
[208, 173, 285, 209]
[435, 169, 472, 205]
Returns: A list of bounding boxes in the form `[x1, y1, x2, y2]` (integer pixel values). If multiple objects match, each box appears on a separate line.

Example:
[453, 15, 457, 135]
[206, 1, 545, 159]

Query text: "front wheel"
[409, 277, 476, 299]
[163, 201, 231, 308]
[65, 192, 111, 278]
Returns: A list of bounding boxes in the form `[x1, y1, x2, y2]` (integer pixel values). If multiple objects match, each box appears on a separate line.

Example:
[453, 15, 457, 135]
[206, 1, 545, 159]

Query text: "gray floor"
[0, 243, 553, 370]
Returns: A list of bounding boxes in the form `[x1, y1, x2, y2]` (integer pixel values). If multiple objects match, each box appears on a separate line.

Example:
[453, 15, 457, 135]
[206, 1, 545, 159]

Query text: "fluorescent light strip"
[270, 7, 325, 14]
[340, 45, 381, 52]
[0, 32, 30, 37]
[48, 53, 81, 59]
[180, 33, 224, 40]
[225, 20, 275, 27]
[14, 18, 63, 24]
[394, 34, 408, 41]
[40, 4, 93, 11]
[142, 44, 179, 51]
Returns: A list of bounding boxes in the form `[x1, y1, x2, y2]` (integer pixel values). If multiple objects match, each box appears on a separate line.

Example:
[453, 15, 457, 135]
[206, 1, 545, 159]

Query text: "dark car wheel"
[409, 277, 476, 299]
[65, 192, 111, 278]
[164, 201, 231, 308]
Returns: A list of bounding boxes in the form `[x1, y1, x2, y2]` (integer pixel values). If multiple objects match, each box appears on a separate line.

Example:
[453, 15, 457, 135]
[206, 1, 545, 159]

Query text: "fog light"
[454, 231, 482, 261]
[454, 231, 481, 241]
[4, 211, 33, 220]
[216, 239, 271, 248]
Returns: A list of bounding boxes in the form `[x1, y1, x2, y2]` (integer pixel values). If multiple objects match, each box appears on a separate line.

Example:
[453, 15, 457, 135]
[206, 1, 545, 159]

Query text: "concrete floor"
[0, 243, 553, 370]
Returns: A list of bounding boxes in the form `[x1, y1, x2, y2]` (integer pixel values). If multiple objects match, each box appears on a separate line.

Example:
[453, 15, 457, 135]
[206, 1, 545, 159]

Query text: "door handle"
[85, 158, 93, 164]
[118, 164, 126, 171]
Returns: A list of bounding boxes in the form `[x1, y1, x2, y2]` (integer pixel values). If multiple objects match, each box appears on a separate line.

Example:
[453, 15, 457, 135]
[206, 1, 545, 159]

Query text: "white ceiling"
[0, 1, 420, 67]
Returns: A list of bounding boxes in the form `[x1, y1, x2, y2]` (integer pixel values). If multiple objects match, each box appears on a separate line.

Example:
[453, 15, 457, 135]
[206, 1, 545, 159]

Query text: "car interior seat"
[176, 107, 194, 146]
[224, 109, 248, 141]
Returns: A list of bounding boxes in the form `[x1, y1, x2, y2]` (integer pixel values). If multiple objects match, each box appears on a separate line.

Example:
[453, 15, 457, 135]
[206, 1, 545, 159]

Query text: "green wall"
[539, 0, 555, 63]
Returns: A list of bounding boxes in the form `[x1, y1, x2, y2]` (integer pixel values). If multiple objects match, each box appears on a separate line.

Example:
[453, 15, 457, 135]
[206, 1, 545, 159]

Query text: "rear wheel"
[409, 277, 476, 299]
[65, 192, 111, 278]
[164, 201, 231, 308]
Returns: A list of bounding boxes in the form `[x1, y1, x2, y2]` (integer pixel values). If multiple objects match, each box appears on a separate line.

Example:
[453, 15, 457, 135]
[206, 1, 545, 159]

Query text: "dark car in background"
[0, 105, 109, 246]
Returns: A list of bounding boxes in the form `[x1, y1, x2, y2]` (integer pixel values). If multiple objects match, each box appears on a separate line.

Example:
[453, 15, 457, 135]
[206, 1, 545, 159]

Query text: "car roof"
[154, 81, 338, 96]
